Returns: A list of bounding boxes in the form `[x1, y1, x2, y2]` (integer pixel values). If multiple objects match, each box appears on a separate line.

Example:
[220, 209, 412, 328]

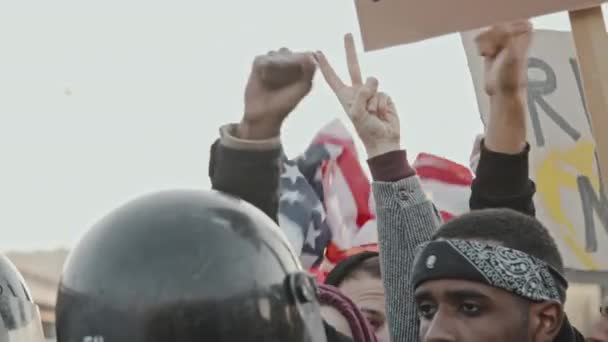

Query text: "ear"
[529, 302, 564, 342]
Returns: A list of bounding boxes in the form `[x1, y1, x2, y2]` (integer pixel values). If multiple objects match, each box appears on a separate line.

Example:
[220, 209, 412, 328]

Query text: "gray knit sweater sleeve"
[372, 176, 442, 342]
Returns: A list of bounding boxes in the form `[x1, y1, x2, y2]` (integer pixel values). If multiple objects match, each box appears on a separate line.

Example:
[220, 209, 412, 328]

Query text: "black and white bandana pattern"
[412, 239, 566, 303]
[448, 240, 561, 302]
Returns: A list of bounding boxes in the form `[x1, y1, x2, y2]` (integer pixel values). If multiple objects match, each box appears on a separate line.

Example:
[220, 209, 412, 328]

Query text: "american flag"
[278, 119, 374, 268]
[278, 119, 473, 271]
[414, 153, 473, 221]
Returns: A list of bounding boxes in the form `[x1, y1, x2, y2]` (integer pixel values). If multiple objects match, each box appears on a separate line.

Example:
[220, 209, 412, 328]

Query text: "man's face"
[340, 274, 389, 342]
[415, 279, 531, 342]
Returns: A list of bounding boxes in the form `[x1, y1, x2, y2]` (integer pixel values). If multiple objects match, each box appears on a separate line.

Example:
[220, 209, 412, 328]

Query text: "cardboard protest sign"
[355, 0, 606, 51]
[462, 30, 608, 271]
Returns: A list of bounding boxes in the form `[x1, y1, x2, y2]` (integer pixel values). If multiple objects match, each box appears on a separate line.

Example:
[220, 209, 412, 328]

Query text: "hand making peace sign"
[314, 34, 401, 158]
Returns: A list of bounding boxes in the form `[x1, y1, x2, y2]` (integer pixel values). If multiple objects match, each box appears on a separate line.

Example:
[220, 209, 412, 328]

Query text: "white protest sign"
[354, 0, 606, 51]
[463, 30, 608, 271]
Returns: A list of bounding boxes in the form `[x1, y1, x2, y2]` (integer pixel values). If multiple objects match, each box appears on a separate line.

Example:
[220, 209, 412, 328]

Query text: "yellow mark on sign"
[535, 140, 600, 270]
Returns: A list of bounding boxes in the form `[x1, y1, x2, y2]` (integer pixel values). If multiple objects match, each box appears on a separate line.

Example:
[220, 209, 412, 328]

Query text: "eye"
[459, 303, 481, 316]
[416, 302, 437, 320]
[362, 313, 385, 332]
[364, 315, 381, 330]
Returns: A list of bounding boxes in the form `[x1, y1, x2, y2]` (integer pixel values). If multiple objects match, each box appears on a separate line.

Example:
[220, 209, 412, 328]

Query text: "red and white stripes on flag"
[315, 120, 378, 266]
[413, 153, 473, 221]
[279, 119, 473, 275]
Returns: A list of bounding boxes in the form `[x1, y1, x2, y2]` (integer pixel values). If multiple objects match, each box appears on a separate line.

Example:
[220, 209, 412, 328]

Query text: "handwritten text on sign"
[462, 30, 608, 271]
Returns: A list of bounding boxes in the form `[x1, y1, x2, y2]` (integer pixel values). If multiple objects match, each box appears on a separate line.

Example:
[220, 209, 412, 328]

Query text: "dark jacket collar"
[556, 316, 586, 342]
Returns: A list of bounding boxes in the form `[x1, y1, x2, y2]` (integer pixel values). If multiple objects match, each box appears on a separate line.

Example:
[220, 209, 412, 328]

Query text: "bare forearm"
[485, 91, 528, 154]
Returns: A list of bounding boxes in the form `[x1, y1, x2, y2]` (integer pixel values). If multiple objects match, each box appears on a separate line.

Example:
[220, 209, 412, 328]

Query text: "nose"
[421, 311, 457, 342]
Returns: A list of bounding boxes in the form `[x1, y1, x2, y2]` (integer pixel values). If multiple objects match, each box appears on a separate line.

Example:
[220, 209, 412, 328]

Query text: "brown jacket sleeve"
[209, 124, 283, 223]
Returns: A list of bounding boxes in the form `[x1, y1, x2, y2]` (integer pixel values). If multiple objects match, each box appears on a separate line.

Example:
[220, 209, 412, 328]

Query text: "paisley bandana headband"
[411, 239, 568, 303]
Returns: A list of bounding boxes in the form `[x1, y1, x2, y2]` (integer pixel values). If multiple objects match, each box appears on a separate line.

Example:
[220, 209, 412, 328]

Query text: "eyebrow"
[414, 289, 433, 302]
[361, 307, 384, 317]
[414, 288, 491, 302]
[445, 289, 491, 302]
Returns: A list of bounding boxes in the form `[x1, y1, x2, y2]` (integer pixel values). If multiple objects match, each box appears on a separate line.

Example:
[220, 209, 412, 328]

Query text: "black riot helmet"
[56, 189, 327, 342]
[0, 254, 45, 342]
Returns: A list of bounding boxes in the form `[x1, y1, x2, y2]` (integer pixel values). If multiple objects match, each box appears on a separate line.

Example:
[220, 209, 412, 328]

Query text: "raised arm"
[316, 34, 441, 342]
[209, 49, 316, 222]
[469, 22, 537, 216]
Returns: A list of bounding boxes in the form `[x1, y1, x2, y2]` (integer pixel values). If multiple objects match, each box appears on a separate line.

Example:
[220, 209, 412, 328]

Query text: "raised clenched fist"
[240, 48, 316, 140]
[476, 21, 532, 96]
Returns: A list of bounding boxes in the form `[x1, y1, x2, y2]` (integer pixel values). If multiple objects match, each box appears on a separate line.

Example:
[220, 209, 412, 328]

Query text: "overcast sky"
[0, 1, 604, 251]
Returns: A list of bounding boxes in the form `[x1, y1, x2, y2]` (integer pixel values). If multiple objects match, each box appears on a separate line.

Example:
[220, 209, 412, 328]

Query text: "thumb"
[351, 77, 378, 122]
[299, 52, 317, 81]
[476, 25, 509, 58]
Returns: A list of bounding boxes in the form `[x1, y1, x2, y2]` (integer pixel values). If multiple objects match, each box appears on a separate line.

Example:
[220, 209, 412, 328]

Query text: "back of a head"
[0, 255, 45, 342]
[433, 208, 564, 273]
[56, 189, 327, 342]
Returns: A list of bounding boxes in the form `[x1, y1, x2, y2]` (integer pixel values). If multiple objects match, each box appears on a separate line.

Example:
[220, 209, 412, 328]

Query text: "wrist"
[488, 90, 527, 124]
[490, 87, 527, 102]
[238, 118, 282, 140]
[364, 141, 401, 159]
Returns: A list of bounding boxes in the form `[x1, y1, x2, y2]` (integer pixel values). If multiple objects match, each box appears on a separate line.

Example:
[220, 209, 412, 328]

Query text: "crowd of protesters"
[1, 18, 607, 342]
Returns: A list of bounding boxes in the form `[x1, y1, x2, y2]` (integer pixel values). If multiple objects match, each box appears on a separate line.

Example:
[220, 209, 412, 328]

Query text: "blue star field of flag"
[278, 143, 342, 268]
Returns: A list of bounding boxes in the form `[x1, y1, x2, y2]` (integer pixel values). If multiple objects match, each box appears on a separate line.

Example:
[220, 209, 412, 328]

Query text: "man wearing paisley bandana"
[407, 20, 583, 342]
[412, 208, 583, 342]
